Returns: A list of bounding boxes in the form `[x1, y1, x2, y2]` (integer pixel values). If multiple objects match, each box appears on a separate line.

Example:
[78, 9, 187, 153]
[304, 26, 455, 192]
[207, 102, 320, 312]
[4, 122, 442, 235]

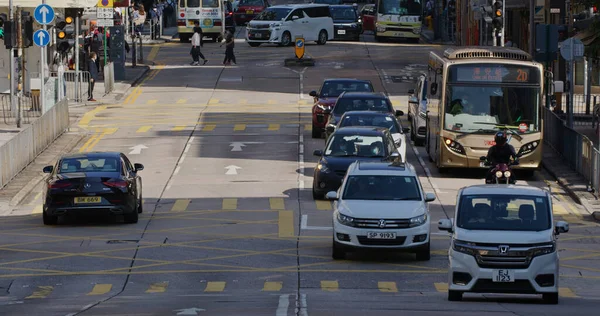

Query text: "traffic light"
[0, 13, 16, 49]
[21, 13, 33, 48]
[492, 0, 503, 30]
[482, 4, 493, 24]
[0, 13, 5, 38]
[55, 15, 74, 53]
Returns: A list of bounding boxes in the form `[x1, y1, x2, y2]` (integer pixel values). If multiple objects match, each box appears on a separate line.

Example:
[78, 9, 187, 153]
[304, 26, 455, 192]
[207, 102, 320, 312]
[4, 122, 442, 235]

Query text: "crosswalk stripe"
[202, 124, 216, 131]
[146, 282, 169, 293]
[234, 124, 246, 131]
[268, 124, 280, 131]
[320, 281, 339, 292]
[315, 201, 332, 211]
[222, 198, 237, 210]
[205, 281, 226, 292]
[171, 199, 190, 212]
[378, 282, 398, 292]
[434, 283, 448, 292]
[262, 281, 283, 291]
[137, 125, 152, 133]
[278, 211, 294, 238]
[26, 286, 53, 299]
[559, 287, 578, 298]
[269, 198, 285, 210]
[172, 125, 186, 131]
[87, 284, 112, 295]
[298, 100, 309, 105]
[176, 99, 187, 104]
[32, 204, 43, 214]
[304, 124, 312, 131]
[239, 99, 247, 104]
[147, 100, 158, 104]
[209, 98, 220, 104]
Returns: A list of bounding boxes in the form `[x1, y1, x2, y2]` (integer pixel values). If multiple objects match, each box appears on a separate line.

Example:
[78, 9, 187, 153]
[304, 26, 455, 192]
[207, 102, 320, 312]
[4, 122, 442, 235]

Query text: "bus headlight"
[495, 171, 503, 178]
[443, 137, 466, 155]
[376, 24, 386, 32]
[517, 141, 539, 156]
[504, 171, 511, 178]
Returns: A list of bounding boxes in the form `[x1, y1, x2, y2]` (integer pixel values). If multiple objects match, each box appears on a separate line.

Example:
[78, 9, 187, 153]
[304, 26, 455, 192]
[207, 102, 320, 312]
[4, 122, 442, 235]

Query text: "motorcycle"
[479, 156, 519, 184]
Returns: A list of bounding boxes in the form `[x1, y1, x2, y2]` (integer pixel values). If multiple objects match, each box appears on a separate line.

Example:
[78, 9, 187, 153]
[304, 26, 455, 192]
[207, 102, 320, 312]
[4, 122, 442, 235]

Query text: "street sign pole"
[34, 3, 55, 113]
[41, 0, 46, 113]
[9, 0, 15, 113]
[75, 14, 80, 101]
[568, 37, 575, 127]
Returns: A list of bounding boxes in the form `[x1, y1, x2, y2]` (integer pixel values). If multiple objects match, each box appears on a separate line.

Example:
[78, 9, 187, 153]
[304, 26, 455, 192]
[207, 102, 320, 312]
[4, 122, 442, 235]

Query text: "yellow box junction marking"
[268, 124, 280, 131]
[278, 211, 294, 238]
[78, 105, 107, 128]
[559, 288, 578, 297]
[269, 198, 285, 210]
[147, 45, 160, 62]
[172, 125, 187, 131]
[79, 128, 118, 153]
[208, 98, 220, 104]
[315, 201, 332, 211]
[262, 281, 283, 291]
[205, 281, 226, 292]
[239, 99, 248, 104]
[147, 100, 158, 104]
[222, 198, 237, 210]
[202, 124, 216, 131]
[378, 282, 398, 292]
[137, 125, 152, 133]
[176, 99, 187, 104]
[171, 199, 190, 212]
[146, 282, 169, 293]
[26, 286, 53, 299]
[32, 204, 43, 214]
[268, 100, 277, 105]
[304, 124, 312, 131]
[434, 283, 448, 292]
[234, 124, 246, 131]
[320, 281, 339, 292]
[87, 284, 112, 295]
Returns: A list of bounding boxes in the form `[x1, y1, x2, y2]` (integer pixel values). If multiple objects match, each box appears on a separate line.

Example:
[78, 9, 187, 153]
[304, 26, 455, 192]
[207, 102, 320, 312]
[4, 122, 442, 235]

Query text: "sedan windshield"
[324, 135, 386, 157]
[254, 8, 291, 20]
[320, 81, 373, 98]
[333, 98, 391, 115]
[343, 175, 421, 200]
[457, 195, 551, 231]
[59, 158, 120, 173]
[330, 7, 357, 21]
[339, 114, 399, 133]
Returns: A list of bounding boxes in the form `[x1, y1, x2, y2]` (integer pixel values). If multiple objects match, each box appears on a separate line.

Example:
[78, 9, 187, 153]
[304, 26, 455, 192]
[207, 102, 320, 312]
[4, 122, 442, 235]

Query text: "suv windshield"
[325, 135, 386, 157]
[343, 175, 421, 200]
[330, 6, 357, 21]
[457, 194, 551, 231]
[340, 114, 399, 133]
[320, 81, 373, 98]
[333, 98, 391, 115]
[254, 7, 290, 20]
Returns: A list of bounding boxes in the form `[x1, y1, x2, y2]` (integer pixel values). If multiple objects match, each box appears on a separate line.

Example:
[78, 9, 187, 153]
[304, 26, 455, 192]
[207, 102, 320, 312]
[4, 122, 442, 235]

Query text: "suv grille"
[353, 218, 411, 229]
[357, 236, 407, 246]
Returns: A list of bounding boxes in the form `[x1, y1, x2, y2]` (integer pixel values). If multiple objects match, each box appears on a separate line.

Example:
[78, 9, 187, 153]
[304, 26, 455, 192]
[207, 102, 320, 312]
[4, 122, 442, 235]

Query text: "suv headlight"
[452, 239, 477, 256]
[531, 241, 556, 258]
[317, 163, 330, 173]
[409, 213, 427, 227]
[336, 212, 355, 227]
[376, 23, 385, 32]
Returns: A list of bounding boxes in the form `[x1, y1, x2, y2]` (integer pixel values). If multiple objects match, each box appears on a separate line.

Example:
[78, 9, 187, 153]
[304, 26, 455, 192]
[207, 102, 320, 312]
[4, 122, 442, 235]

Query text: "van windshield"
[457, 194, 551, 231]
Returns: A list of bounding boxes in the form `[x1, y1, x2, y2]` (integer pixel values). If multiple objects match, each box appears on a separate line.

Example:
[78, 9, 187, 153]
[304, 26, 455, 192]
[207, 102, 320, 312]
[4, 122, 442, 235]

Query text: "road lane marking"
[315, 201, 331, 211]
[147, 100, 158, 104]
[78, 132, 100, 152]
[204, 281, 226, 292]
[209, 98, 219, 104]
[434, 283, 448, 292]
[559, 288, 578, 297]
[378, 282, 398, 292]
[320, 280, 338, 292]
[268, 124, 280, 131]
[304, 124, 311, 131]
[87, 284, 112, 295]
[172, 125, 186, 131]
[239, 99, 247, 104]
[176, 99, 187, 104]
[222, 198, 237, 210]
[27, 192, 42, 205]
[278, 211, 294, 237]
[234, 124, 246, 131]
[171, 199, 190, 212]
[298, 132, 305, 190]
[411, 145, 444, 193]
[276, 294, 290, 316]
[202, 124, 216, 131]
[553, 204, 569, 215]
[26, 286, 53, 299]
[269, 198, 285, 210]
[31, 204, 43, 214]
[299, 293, 308, 316]
[137, 125, 152, 133]
[262, 281, 282, 291]
[146, 282, 168, 293]
[147, 45, 160, 61]
[301, 215, 332, 231]
[268, 100, 277, 105]
[80, 128, 118, 152]
[78, 105, 107, 128]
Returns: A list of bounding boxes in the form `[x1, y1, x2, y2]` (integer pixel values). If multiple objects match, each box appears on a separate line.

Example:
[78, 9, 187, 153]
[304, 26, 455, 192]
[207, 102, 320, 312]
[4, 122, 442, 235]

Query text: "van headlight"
[504, 171, 511, 178]
[409, 213, 427, 227]
[495, 171, 503, 178]
[270, 23, 281, 28]
[531, 241, 556, 258]
[336, 212, 355, 227]
[452, 239, 476, 256]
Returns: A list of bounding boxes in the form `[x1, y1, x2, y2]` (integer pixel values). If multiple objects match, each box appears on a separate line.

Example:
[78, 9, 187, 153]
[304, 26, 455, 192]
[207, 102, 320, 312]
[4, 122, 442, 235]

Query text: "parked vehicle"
[235, 0, 270, 25]
[329, 4, 362, 41]
[407, 74, 427, 146]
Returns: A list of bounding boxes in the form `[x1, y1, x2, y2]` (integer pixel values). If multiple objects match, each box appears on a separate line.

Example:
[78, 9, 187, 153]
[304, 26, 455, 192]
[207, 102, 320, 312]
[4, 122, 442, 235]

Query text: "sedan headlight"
[531, 241, 556, 258]
[317, 163, 330, 173]
[336, 212, 355, 227]
[504, 171, 511, 178]
[452, 239, 477, 256]
[409, 213, 428, 227]
[495, 171, 503, 178]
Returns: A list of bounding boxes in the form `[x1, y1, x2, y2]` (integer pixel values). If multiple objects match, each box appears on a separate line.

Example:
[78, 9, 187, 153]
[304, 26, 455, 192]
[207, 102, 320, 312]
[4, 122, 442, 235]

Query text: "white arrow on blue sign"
[33, 29, 50, 47]
[34, 4, 55, 25]
[296, 40, 303, 47]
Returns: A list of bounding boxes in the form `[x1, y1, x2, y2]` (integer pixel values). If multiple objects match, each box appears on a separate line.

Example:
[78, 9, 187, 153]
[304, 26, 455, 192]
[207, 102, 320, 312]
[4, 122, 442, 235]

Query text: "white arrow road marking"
[300, 215, 332, 231]
[224, 165, 241, 175]
[229, 142, 246, 151]
[174, 307, 206, 315]
[129, 144, 148, 155]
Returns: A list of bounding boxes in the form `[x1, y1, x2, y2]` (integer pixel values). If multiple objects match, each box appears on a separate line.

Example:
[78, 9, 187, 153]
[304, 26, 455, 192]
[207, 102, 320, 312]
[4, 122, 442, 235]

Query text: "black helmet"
[494, 131, 507, 145]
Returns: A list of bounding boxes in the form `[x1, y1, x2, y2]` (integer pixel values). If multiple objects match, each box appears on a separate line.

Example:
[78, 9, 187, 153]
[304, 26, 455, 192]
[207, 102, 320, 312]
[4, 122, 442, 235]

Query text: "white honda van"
[246, 4, 334, 47]
[438, 184, 569, 304]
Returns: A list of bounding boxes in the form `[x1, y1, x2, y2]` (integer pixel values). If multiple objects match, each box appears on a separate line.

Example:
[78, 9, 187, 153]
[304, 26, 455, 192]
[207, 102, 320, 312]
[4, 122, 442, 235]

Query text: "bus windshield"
[378, 0, 422, 15]
[444, 64, 541, 135]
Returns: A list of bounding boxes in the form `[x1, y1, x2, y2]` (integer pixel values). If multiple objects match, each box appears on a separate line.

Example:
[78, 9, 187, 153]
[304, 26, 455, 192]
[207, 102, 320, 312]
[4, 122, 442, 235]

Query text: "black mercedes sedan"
[41, 152, 144, 225]
[329, 4, 362, 41]
[312, 126, 402, 199]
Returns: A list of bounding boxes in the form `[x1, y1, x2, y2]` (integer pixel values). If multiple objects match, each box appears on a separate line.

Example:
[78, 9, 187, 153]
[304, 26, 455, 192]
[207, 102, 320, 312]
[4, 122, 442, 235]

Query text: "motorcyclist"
[485, 131, 518, 183]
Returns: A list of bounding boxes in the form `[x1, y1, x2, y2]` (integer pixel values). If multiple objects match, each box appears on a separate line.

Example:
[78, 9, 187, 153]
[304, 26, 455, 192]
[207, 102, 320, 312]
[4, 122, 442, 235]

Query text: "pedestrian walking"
[221, 31, 236, 65]
[88, 52, 98, 102]
[190, 22, 208, 65]
[150, 6, 160, 39]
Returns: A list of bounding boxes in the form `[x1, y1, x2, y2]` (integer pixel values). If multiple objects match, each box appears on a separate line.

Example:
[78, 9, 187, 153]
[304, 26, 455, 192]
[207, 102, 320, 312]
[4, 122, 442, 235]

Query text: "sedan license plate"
[74, 196, 101, 204]
[492, 269, 515, 282]
[337, 30, 346, 35]
[367, 232, 396, 239]
[246, 10, 254, 14]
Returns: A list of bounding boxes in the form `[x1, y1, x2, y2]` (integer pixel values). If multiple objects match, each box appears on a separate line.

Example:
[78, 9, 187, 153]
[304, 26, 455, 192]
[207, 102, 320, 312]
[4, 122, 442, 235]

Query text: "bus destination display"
[450, 65, 539, 84]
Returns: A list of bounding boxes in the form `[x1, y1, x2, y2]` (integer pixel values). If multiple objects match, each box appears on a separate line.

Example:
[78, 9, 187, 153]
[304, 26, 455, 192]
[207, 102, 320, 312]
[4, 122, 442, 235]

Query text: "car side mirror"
[291, 15, 299, 20]
[325, 191, 338, 200]
[425, 192, 436, 202]
[430, 82, 438, 95]
[313, 149, 323, 156]
[134, 163, 144, 171]
[438, 218, 453, 232]
[309, 90, 318, 97]
[326, 125, 335, 133]
[555, 221, 569, 234]
[395, 110, 404, 116]
[43, 165, 53, 173]
[402, 127, 410, 133]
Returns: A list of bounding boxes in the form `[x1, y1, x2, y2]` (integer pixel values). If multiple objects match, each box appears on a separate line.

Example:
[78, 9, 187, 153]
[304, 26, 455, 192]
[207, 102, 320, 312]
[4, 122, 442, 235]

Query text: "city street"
[1, 25, 600, 316]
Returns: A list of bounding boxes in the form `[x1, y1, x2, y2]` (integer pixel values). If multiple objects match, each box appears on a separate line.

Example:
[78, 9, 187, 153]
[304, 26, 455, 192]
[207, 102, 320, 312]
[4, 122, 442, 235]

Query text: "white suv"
[438, 184, 569, 304]
[327, 161, 436, 260]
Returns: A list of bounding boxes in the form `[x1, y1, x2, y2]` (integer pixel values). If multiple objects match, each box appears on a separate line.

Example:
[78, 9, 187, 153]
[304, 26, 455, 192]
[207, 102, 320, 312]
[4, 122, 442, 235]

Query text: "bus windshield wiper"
[456, 129, 497, 140]
[472, 122, 523, 141]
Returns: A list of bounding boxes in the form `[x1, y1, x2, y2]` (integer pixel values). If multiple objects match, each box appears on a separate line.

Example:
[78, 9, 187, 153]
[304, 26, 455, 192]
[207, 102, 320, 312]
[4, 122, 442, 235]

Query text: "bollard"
[132, 37, 137, 68]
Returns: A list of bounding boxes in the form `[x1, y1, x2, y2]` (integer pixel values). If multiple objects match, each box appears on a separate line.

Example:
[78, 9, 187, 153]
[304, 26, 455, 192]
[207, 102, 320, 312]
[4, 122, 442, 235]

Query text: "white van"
[438, 184, 569, 304]
[245, 4, 334, 47]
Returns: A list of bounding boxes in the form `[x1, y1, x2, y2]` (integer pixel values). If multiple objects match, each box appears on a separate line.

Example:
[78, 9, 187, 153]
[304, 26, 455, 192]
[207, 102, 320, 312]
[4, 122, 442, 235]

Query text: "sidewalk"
[126, 26, 178, 45]
[420, 28, 455, 45]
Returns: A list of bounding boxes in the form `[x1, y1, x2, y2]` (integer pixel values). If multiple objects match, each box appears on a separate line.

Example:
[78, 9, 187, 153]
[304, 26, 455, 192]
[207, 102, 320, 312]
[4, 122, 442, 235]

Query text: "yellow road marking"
[278, 211, 294, 238]
[147, 46, 160, 61]
[239, 99, 247, 104]
[208, 98, 219, 104]
[124, 87, 143, 105]
[176, 99, 187, 104]
[268, 100, 277, 105]
[222, 198, 237, 210]
[391, 100, 402, 107]
[320, 281, 338, 292]
[27, 192, 42, 205]
[262, 281, 283, 291]
[32, 204, 43, 214]
[269, 198, 285, 210]
[171, 199, 190, 212]
[87, 284, 112, 295]
[81, 128, 117, 152]
[202, 124, 216, 131]
[304, 124, 312, 131]
[559, 287, 578, 298]
[378, 282, 398, 292]
[172, 125, 186, 131]
[146, 282, 168, 293]
[315, 201, 331, 211]
[78, 105, 107, 127]
[234, 124, 246, 131]
[26, 286, 53, 299]
[147, 100, 158, 104]
[205, 281, 225, 292]
[268, 124, 280, 131]
[434, 282, 448, 292]
[553, 204, 569, 215]
[137, 125, 152, 133]
[298, 100, 308, 105]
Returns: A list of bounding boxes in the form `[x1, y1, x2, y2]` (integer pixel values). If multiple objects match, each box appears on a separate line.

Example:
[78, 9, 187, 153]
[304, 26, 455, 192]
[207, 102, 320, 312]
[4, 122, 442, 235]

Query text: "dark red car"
[234, 0, 270, 25]
[309, 79, 375, 138]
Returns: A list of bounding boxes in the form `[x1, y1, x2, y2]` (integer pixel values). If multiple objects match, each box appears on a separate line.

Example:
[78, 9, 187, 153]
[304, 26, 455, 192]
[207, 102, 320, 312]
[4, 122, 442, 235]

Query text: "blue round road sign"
[33, 29, 51, 47]
[34, 4, 55, 25]
[296, 39, 304, 47]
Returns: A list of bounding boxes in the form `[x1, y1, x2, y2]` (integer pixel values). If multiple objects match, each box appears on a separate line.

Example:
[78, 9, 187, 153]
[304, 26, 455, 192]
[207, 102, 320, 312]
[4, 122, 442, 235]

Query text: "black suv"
[330, 5, 362, 41]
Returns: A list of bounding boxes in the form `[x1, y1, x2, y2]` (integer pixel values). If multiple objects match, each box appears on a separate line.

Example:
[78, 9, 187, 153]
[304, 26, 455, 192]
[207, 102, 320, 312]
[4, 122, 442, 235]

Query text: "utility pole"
[9, 0, 15, 113]
[529, 0, 535, 55]
[75, 12, 80, 101]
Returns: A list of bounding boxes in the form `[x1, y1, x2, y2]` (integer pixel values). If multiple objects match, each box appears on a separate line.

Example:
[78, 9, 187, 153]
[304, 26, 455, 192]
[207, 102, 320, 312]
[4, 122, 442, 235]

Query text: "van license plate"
[367, 232, 396, 239]
[337, 30, 346, 35]
[492, 269, 514, 282]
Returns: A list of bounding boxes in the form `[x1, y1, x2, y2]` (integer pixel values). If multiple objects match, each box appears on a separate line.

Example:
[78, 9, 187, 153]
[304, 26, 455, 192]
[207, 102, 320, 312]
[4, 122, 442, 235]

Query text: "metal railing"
[49, 71, 91, 103]
[0, 94, 43, 125]
[104, 62, 115, 95]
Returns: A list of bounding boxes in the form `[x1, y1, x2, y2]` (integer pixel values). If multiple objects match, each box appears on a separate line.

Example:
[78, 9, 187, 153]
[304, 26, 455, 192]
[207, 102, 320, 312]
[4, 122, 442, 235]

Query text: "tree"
[574, 0, 600, 58]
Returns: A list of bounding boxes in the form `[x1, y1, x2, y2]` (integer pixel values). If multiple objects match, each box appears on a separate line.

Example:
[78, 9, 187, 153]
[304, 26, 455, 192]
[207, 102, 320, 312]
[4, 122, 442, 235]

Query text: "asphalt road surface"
[2, 19, 600, 316]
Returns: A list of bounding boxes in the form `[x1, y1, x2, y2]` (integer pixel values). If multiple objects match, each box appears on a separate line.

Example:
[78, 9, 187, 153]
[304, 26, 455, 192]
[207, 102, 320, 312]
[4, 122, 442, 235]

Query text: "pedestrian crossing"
[79, 124, 316, 133]
[15, 281, 581, 299]
[119, 98, 405, 107]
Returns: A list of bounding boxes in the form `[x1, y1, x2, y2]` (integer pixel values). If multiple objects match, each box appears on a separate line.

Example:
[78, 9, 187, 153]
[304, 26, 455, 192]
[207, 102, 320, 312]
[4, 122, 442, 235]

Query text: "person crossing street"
[190, 21, 208, 66]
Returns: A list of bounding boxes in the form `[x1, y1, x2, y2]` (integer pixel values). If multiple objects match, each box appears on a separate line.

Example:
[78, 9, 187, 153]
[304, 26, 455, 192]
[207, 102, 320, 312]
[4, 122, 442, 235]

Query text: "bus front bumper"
[439, 149, 542, 170]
